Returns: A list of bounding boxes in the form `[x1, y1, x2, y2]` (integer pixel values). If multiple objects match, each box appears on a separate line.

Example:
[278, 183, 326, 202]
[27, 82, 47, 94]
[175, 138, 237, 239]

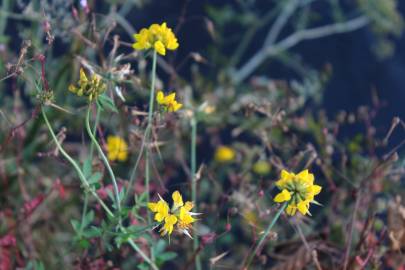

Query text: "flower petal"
[274, 189, 291, 203]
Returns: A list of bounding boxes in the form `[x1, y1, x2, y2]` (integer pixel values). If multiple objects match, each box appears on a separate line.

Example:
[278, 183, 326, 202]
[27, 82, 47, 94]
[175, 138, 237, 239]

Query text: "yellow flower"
[172, 190, 184, 209]
[68, 68, 106, 101]
[132, 22, 179, 56]
[148, 199, 169, 222]
[156, 90, 183, 112]
[106, 136, 128, 162]
[214, 146, 236, 163]
[147, 191, 199, 237]
[160, 214, 178, 236]
[273, 169, 322, 216]
[274, 189, 291, 203]
[252, 160, 271, 175]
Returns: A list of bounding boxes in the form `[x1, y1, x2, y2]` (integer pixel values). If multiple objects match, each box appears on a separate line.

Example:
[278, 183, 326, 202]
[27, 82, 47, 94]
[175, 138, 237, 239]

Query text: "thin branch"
[263, 0, 300, 47]
[234, 16, 369, 84]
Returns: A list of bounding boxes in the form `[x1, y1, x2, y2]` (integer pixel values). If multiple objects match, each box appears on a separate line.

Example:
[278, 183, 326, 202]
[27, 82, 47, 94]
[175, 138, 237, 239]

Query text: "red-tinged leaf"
[0, 235, 16, 247]
[0, 248, 12, 270]
[355, 255, 365, 266]
[53, 178, 67, 200]
[22, 195, 45, 216]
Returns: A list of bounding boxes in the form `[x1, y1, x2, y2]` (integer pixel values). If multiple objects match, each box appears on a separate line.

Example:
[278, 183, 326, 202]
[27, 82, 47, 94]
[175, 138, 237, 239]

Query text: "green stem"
[145, 49, 157, 263]
[85, 105, 121, 215]
[126, 235, 159, 270]
[147, 50, 157, 125]
[191, 117, 201, 270]
[79, 192, 89, 236]
[41, 107, 114, 218]
[89, 107, 101, 160]
[245, 202, 288, 268]
[80, 107, 100, 236]
[125, 126, 149, 203]
[43, 107, 157, 269]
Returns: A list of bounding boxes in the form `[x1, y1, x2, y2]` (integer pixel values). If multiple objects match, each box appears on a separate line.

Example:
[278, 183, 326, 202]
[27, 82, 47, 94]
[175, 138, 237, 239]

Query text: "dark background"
[126, 0, 405, 148]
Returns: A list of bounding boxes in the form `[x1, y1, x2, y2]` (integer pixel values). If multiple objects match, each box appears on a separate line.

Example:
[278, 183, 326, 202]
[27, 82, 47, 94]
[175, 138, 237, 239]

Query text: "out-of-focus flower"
[106, 135, 128, 162]
[156, 90, 183, 112]
[252, 160, 271, 175]
[68, 68, 106, 101]
[132, 22, 179, 56]
[148, 191, 199, 237]
[273, 169, 321, 216]
[214, 146, 235, 163]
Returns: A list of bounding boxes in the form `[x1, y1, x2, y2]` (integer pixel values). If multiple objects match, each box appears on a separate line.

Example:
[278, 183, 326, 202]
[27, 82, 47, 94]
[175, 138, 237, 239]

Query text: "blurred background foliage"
[1, 0, 405, 269]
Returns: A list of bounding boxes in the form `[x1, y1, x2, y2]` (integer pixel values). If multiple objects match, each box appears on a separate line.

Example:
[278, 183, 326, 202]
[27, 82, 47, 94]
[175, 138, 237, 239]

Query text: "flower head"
[68, 68, 106, 101]
[273, 169, 322, 216]
[132, 22, 179, 56]
[148, 191, 199, 237]
[214, 146, 236, 163]
[106, 135, 128, 162]
[156, 90, 183, 112]
[252, 160, 271, 175]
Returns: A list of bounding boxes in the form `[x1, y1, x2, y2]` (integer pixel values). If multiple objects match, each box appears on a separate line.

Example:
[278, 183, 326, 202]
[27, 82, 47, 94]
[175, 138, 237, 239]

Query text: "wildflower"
[252, 160, 271, 175]
[273, 169, 322, 216]
[68, 68, 106, 101]
[148, 191, 199, 237]
[214, 146, 235, 163]
[156, 90, 183, 112]
[106, 136, 128, 162]
[132, 22, 179, 56]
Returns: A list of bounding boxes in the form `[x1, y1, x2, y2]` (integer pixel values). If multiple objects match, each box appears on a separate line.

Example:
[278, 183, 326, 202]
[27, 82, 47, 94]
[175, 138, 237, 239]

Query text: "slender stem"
[79, 192, 89, 236]
[80, 107, 100, 235]
[147, 50, 157, 124]
[190, 117, 201, 270]
[126, 235, 159, 270]
[89, 107, 101, 160]
[85, 105, 121, 214]
[245, 202, 288, 268]
[41, 107, 114, 218]
[43, 107, 157, 269]
[145, 49, 157, 263]
[125, 126, 149, 203]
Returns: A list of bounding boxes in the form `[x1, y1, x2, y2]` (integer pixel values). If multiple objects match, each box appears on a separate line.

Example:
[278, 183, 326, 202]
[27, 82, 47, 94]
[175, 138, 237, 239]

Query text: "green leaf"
[82, 226, 102, 238]
[154, 239, 167, 255]
[88, 172, 102, 185]
[83, 210, 95, 228]
[137, 263, 149, 270]
[98, 94, 118, 113]
[79, 238, 90, 249]
[158, 251, 177, 262]
[82, 158, 92, 178]
[70, 219, 81, 233]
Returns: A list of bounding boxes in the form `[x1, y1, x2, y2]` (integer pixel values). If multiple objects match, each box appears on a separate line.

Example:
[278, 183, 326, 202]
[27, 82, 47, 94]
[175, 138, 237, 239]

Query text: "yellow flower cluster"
[214, 146, 235, 163]
[132, 22, 179, 56]
[156, 91, 183, 112]
[273, 169, 321, 216]
[106, 135, 128, 162]
[68, 68, 106, 101]
[148, 191, 198, 237]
